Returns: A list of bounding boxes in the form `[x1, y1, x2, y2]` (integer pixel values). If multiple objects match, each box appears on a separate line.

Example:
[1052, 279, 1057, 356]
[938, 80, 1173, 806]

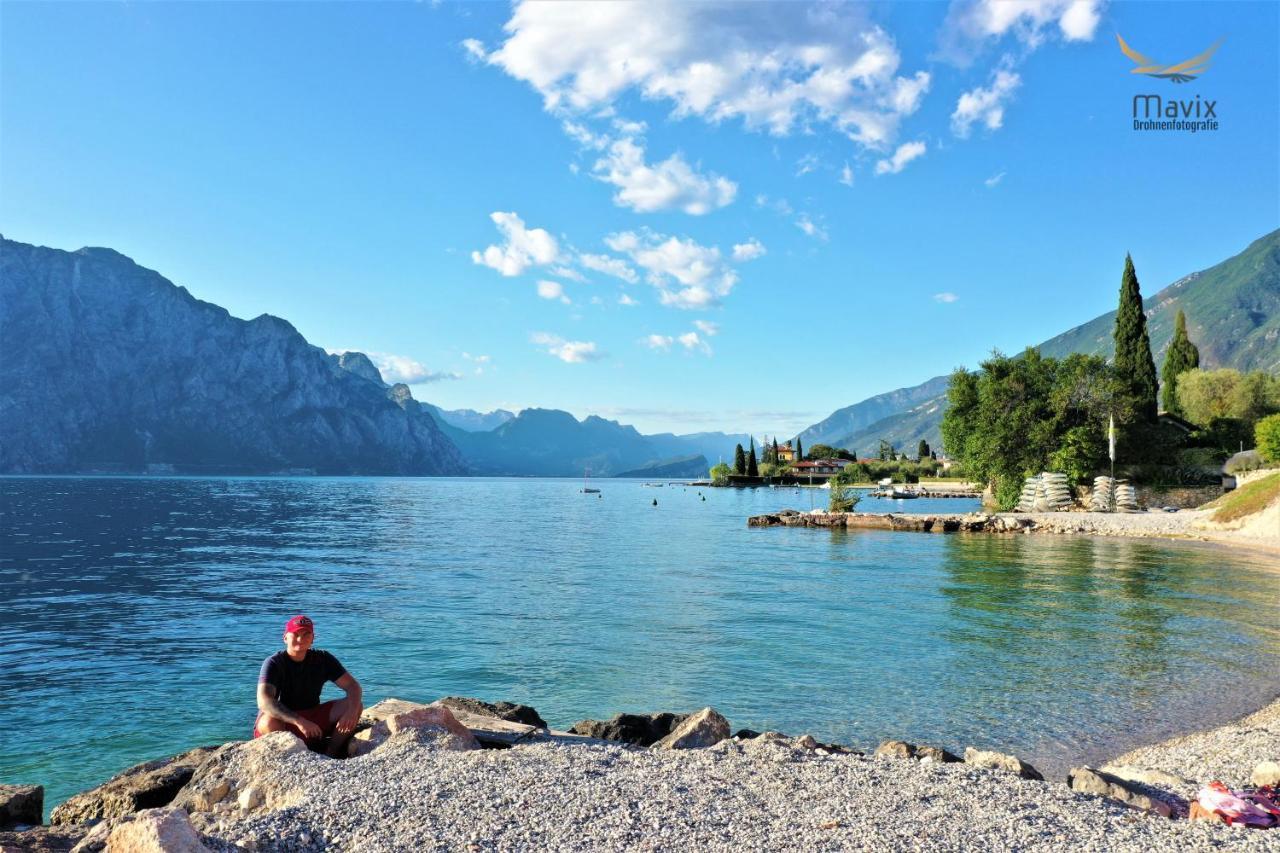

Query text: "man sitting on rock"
[255, 614, 362, 757]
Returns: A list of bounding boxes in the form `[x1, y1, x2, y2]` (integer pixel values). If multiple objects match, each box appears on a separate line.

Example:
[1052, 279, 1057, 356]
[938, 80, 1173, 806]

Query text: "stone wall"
[1132, 485, 1221, 510]
[1234, 468, 1280, 488]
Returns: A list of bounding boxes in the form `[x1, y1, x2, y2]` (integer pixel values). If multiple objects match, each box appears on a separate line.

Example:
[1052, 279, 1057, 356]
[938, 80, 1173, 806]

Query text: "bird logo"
[1116, 34, 1223, 83]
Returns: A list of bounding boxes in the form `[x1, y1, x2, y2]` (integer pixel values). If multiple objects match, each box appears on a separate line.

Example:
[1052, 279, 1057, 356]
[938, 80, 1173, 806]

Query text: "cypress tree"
[796, 438, 803, 460]
[1160, 309, 1201, 415]
[733, 443, 746, 475]
[1113, 254, 1159, 422]
[917, 439, 930, 459]
[747, 438, 759, 477]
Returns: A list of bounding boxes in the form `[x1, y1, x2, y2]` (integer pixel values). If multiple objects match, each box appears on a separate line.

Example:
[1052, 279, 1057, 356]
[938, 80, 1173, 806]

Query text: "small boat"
[581, 467, 600, 494]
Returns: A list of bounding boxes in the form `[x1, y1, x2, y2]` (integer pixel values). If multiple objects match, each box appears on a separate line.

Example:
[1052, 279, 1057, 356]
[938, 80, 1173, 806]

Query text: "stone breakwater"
[748, 507, 1279, 547]
[3, 694, 1279, 852]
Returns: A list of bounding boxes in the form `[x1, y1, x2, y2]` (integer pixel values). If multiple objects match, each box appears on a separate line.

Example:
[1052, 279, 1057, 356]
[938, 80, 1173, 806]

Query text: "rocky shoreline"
[4, 692, 1279, 852]
[747, 507, 1280, 552]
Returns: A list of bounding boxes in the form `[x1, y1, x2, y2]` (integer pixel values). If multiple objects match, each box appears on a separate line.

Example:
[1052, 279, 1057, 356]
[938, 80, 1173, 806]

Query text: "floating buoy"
[701, 496, 706, 501]
[652, 499, 658, 506]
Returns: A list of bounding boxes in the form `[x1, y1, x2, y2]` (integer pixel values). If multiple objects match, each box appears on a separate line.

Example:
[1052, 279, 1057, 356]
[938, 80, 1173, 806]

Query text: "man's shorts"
[253, 699, 339, 748]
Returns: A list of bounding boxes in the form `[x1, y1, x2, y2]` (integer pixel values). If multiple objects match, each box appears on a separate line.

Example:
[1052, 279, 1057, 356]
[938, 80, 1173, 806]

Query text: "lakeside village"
[712, 254, 1280, 524]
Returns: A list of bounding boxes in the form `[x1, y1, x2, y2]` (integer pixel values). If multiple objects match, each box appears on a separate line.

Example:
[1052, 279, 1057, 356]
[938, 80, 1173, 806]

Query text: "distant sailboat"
[581, 466, 600, 494]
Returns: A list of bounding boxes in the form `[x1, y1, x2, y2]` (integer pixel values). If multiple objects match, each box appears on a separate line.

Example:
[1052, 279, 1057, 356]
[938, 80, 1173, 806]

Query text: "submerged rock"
[963, 747, 1044, 780]
[1067, 766, 1175, 818]
[0, 784, 43, 829]
[653, 707, 730, 750]
[50, 746, 221, 825]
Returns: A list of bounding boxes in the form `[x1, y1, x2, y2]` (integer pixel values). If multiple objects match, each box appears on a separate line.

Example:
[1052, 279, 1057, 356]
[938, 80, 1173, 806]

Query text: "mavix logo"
[1116, 34, 1223, 84]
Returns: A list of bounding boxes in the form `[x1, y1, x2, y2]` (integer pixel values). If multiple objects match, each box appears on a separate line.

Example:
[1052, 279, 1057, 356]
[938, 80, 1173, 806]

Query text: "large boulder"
[439, 696, 547, 729]
[569, 712, 689, 747]
[1098, 764, 1194, 789]
[171, 733, 313, 815]
[1067, 766, 1175, 818]
[653, 707, 730, 750]
[963, 747, 1044, 781]
[0, 784, 43, 828]
[106, 807, 210, 853]
[350, 700, 481, 757]
[0, 824, 88, 852]
[873, 741, 959, 763]
[50, 746, 222, 825]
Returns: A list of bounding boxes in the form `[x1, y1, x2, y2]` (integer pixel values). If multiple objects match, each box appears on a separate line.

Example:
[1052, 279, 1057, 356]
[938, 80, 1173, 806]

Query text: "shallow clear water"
[3, 476, 1279, 812]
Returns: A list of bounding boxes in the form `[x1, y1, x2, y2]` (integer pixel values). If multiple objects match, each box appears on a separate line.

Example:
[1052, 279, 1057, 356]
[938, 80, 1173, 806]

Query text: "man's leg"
[325, 696, 359, 758]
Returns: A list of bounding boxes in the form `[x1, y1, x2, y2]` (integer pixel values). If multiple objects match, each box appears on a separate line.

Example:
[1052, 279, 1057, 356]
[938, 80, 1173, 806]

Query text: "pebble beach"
[188, 696, 1280, 853]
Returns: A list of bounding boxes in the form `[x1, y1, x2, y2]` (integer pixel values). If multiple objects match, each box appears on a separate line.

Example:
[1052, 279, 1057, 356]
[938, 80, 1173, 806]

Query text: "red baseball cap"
[284, 614, 314, 634]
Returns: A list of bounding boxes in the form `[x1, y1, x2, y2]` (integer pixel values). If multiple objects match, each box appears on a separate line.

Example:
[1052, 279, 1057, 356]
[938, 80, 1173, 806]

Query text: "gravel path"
[1006, 510, 1280, 553]
[197, 725, 1279, 852]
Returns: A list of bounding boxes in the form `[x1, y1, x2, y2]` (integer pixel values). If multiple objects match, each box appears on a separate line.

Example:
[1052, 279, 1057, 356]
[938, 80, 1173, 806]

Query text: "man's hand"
[336, 702, 362, 735]
[297, 717, 324, 741]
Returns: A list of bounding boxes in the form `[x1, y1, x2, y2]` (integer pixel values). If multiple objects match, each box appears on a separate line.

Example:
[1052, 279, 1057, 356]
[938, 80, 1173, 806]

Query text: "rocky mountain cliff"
[800, 229, 1280, 456]
[0, 237, 465, 475]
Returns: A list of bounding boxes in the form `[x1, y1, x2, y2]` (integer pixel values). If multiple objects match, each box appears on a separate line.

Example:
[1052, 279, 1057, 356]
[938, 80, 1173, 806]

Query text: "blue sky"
[3, 1, 1277, 436]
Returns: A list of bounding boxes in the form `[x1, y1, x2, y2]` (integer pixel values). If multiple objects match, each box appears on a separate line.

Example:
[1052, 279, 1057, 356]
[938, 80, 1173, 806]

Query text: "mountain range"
[0, 236, 744, 476]
[795, 229, 1280, 457]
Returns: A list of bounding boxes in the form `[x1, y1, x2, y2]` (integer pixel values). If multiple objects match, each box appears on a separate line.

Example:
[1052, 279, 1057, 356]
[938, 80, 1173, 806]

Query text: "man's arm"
[257, 683, 323, 739]
[333, 672, 363, 734]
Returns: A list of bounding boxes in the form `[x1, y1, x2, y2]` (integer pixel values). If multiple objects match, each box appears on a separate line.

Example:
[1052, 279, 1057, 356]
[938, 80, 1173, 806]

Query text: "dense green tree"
[709, 462, 732, 486]
[733, 443, 746, 475]
[941, 349, 1120, 509]
[1257, 414, 1280, 463]
[1178, 369, 1280, 429]
[795, 438, 803, 460]
[917, 439, 930, 460]
[877, 440, 895, 461]
[1113, 254, 1159, 422]
[1160, 309, 1200, 415]
[747, 438, 759, 477]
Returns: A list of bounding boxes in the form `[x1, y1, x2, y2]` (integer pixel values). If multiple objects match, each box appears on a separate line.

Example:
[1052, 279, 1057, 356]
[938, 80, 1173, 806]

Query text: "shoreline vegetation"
[6, 689, 1279, 851]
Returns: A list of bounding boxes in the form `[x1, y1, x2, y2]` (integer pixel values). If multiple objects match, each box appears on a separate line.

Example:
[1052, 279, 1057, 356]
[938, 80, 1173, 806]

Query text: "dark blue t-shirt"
[258, 649, 346, 711]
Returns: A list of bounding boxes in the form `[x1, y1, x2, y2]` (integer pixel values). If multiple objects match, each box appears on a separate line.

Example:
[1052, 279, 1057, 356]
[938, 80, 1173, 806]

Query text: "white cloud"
[550, 264, 586, 282]
[678, 331, 711, 354]
[874, 140, 926, 175]
[839, 162, 855, 187]
[795, 214, 829, 241]
[530, 332, 604, 363]
[795, 153, 820, 177]
[643, 334, 674, 350]
[471, 211, 560, 276]
[612, 117, 647, 135]
[537, 280, 571, 303]
[591, 137, 737, 214]
[562, 120, 609, 150]
[470, 2, 932, 150]
[951, 69, 1021, 137]
[984, 171, 1006, 187]
[618, 293, 639, 307]
[732, 239, 766, 262]
[933, 292, 960, 303]
[578, 252, 639, 283]
[462, 352, 491, 364]
[605, 229, 738, 309]
[957, 0, 1103, 45]
[367, 352, 462, 384]
[461, 38, 487, 62]
[693, 319, 719, 336]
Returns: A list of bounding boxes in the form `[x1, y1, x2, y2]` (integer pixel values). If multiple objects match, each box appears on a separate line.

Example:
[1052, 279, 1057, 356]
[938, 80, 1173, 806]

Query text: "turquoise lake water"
[4, 476, 1280, 813]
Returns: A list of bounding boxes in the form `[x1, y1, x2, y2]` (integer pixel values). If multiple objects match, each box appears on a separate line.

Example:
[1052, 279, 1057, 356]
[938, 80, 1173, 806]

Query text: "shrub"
[829, 485, 860, 513]
[1257, 413, 1280, 463]
[710, 462, 732, 486]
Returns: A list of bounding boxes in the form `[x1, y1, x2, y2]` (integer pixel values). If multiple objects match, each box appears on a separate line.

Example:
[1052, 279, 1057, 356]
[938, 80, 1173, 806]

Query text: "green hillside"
[825, 229, 1280, 456]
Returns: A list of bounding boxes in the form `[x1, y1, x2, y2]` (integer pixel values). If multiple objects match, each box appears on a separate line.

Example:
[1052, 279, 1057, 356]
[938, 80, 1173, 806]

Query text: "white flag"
[1108, 414, 1116, 462]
